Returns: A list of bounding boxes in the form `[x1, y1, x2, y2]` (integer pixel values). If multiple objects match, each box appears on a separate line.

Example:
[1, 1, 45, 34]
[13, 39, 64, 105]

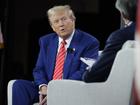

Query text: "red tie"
[53, 40, 66, 80]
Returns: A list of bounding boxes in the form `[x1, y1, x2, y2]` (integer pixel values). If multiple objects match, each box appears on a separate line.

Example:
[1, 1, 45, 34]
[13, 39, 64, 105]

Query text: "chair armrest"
[7, 80, 17, 105]
[47, 80, 130, 105]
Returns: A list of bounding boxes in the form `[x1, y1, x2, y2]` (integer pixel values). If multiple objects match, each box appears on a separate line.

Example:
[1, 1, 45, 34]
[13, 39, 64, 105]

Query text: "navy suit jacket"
[33, 29, 99, 86]
[83, 23, 135, 82]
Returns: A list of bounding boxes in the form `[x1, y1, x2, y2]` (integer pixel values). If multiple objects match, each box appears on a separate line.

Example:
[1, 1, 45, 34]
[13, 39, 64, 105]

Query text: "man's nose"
[58, 20, 64, 27]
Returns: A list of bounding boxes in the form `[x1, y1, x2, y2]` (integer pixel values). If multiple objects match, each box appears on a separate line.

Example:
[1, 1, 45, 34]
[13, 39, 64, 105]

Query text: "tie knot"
[61, 40, 66, 45]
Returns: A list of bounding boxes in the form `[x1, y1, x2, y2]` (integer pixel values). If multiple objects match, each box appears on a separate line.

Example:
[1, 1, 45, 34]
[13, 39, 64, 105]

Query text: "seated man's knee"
[12, 80, 29, 90]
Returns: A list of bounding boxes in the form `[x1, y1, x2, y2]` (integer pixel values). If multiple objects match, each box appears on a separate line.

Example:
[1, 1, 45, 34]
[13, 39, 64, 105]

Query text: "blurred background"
[0, 0, 120, 104]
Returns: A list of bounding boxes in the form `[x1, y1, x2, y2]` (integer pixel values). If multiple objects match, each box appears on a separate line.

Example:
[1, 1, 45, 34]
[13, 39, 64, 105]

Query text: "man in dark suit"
[11, 5, 99, 105]
[83, 0, 137, 82]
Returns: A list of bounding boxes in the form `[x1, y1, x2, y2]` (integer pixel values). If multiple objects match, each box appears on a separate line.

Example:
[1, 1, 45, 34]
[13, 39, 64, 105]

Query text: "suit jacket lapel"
[63, 30, 80, 78]
[47, 36, 58, 79]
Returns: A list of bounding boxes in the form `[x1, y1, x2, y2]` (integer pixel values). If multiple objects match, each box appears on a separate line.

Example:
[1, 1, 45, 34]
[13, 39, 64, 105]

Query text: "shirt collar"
[124, 21, 133, 27]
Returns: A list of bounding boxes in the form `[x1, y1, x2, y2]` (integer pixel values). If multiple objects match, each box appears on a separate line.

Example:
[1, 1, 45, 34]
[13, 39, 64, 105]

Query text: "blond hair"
[47, 5, 76, 23]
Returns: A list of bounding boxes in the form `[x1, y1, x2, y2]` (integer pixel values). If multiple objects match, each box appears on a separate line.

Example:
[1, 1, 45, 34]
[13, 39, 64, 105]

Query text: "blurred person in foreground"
[83, 0, 137, 82]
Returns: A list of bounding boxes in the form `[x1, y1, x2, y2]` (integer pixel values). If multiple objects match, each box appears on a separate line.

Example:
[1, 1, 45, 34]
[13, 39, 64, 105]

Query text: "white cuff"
[39, 84, 47, 90]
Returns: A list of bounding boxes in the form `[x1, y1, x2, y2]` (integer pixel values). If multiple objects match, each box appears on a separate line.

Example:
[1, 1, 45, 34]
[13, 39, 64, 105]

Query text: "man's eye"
[54, 20, 59, 24]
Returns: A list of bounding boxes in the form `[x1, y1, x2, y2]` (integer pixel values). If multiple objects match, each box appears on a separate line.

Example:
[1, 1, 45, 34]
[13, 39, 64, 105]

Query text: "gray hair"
[47, 5, 76, 23]
[115, 0, 137, 21]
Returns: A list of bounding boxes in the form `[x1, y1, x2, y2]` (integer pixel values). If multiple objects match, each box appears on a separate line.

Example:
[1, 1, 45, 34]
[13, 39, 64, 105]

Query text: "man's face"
[50, 11, 75, 39]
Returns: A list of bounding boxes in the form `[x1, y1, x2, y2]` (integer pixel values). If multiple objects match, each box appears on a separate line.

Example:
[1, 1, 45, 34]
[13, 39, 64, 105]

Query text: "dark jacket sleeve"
[83, 29, 130, 82]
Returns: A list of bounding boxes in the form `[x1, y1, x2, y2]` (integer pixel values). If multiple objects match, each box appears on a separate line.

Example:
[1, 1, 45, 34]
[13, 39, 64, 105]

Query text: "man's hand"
[39, 85, 47, 95]
[39, 86, 47, 105]
[39, 95, 47, 105]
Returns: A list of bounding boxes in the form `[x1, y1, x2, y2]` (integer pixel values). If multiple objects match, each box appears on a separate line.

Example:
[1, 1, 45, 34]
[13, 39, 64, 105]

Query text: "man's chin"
[59, 34, 70, 39]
